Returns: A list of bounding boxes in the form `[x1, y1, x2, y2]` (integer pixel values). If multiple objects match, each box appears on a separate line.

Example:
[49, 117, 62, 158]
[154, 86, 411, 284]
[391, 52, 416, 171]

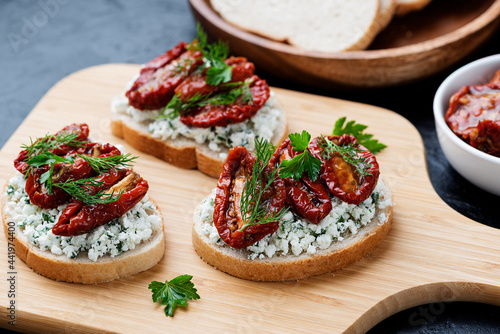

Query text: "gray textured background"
[1, 0, 500, 332]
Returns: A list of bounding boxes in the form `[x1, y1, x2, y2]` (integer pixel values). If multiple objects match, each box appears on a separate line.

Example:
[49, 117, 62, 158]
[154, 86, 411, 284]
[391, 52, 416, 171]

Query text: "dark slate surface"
[1, 0, 499, 333]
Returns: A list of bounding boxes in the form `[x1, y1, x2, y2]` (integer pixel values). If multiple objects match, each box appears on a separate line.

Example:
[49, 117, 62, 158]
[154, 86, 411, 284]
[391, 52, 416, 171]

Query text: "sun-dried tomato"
[180, 75, 270, 128]
[174, 56, 255, 101]
[213, 146, 285, 249]
[126, 41, 203, 110]
[270, 139, 332, 224]
[309, 135, 379, 205]
[52, 170, 147, 236]
[445, 70, 500, 157]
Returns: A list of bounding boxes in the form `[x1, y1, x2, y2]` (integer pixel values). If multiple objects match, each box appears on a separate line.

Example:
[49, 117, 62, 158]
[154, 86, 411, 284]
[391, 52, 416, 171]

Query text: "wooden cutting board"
[1, 64, 499, 333]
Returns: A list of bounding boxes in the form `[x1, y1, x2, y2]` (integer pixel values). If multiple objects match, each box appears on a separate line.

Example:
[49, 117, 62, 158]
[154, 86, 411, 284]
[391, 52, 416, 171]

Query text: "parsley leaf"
[206, 59, 232, 86]
[278, 131, 321, 181]
[332, 117, 387, 154]
[288, 130, 311, 151]
[148, 275, 200, 317]
[193, 23, 232, 86]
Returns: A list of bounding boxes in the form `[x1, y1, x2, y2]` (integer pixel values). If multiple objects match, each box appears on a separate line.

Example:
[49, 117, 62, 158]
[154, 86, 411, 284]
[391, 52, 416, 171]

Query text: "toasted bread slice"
[210, 0, 381, 52]
[192, 178, 393, 281]
[2, 177, 165, 284]
[111, 94, 288, 178]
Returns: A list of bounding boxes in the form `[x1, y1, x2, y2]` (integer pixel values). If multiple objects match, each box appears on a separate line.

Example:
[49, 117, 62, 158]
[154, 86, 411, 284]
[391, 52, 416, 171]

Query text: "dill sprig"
[78, 153, 138, 173]
[159, 81, 252, 119]
[318, 136, 373, 177]
[238, 138, 288, 232]
[52, 177, 123, 205]
[22, 131, 85, 160]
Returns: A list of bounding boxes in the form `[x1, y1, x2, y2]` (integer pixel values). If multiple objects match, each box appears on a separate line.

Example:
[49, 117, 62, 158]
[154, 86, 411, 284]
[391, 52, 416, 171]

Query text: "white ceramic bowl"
[433, 54, 500, 196]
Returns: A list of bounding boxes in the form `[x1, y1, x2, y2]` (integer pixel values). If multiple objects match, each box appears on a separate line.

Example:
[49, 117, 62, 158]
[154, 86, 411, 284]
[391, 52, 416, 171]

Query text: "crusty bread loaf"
[111, 95, 288, 178]
[192, 178, 393, 281]
[2, 183, 165, 284]
[395, 0, 432, 16]
[210, 0, 381, 53]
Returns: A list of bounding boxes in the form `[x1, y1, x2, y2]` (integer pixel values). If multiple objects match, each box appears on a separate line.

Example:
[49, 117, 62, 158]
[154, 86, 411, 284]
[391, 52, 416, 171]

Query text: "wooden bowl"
[189, 0, 500, 88]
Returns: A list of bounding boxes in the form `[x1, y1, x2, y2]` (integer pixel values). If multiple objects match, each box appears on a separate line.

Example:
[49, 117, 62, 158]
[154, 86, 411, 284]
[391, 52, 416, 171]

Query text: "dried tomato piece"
[15, 124, 124, 209]
[469, 120, 500, 156]
[213, 146, 285, 249]
[14, 123, 90, 174]
[445, 80, 500, 157]
[174, 56, 255, 101]
[270, 139, 332, 224]
[180, 76, 270, 128]
[25, 157, 93, 209]
[126, 41, 203, 110]
[52, 170, 148, 236]
[309, 135, 379, 205]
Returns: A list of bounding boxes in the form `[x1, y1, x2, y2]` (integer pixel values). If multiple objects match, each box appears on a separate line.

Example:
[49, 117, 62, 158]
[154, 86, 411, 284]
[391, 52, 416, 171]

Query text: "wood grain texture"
[1, 64, 500, 333]
[189, 0, 500, 88]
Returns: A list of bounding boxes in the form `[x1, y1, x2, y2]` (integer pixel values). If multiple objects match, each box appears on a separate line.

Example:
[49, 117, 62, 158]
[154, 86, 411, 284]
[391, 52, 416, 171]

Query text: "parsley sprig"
[332, 117, 387, 154]
[238, 138, 288, 232]
[148, 275, 200, 317]
[193, 23, 231, 85]
[278, 131, 322, 181]
[318, 136, 373, 177]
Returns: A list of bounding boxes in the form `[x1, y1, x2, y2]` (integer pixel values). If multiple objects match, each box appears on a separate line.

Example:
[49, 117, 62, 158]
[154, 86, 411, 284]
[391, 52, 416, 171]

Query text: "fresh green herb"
[77, 153, 137, 173]
[52, 177, 123, 206]
[332, 117, 387, 154]
[26, 152, 76, 194]
[6, 185, 15, 195]
[21, 131, 84, 160]
[238, 138, 288, 232]
[193, 23, 231, 86]
[318, 136, 373, 177]
[160, 81, 252, 119]
[148, 275, 200, 317]
[278, 131, 322, 181]
[42, 212, 54, 223]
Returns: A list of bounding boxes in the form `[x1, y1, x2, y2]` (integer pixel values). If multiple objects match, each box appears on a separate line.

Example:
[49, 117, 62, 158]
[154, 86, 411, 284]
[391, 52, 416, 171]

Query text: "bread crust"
[2, 183, 165, 284]
[395, 0, 432, 16]
[192, 178, 393, 281]
[111, 95, 287, 178]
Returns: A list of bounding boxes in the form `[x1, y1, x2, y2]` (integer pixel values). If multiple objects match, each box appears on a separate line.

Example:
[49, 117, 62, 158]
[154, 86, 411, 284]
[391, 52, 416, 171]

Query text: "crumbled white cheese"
[5, 173, 161, 262]
[199, 181, 392, 259]
[112, 92, 282, 153]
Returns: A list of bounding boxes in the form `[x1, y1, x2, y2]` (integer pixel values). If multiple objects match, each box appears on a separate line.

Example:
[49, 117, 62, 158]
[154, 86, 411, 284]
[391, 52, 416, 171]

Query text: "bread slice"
[395, 0, 432, 16]
[111, 95, 288, 178]
[2, 177, 165, 284]
[192, 178, 393, 281]
[210, 0, 381, 53]
[375, 0, 397, 33]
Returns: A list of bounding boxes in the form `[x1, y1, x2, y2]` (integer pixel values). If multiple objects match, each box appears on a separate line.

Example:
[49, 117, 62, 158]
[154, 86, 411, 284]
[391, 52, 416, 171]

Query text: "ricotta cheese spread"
[5, 172, 162, 262]
[197, 179, 392, 260]
[111, 92, 283, 159]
